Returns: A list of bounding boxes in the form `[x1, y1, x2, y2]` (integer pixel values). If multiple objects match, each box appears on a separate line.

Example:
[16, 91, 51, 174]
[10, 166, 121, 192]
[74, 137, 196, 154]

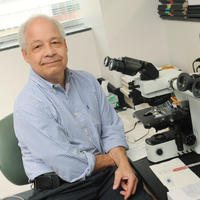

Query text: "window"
[0, 0, 83, 50]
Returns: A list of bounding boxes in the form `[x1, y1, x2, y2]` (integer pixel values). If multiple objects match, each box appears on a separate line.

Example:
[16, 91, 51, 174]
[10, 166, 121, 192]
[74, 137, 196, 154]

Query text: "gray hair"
[18, 14, 66, 50]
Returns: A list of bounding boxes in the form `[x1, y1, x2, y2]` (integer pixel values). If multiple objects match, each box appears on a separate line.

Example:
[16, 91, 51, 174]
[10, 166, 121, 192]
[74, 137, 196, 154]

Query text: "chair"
[0, 113, 29, 185]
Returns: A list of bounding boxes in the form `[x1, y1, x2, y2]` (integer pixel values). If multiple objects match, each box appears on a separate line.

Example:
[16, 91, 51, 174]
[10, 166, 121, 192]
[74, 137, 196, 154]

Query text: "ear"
[21, 49, 29, 63]
[64, 39, 68, 51]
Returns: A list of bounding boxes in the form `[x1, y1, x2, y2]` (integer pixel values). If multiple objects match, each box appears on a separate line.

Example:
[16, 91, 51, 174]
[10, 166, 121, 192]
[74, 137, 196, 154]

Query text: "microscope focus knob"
[156, 148, 163, 156]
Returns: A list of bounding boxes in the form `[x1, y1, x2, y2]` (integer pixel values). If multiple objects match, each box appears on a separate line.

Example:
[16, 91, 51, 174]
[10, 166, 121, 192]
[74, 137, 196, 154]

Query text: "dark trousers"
[29, 166, 153, 200]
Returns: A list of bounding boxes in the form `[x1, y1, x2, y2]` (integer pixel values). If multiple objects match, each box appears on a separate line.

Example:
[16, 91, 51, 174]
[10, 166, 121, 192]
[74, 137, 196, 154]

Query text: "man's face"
[22, 17, 68, 84]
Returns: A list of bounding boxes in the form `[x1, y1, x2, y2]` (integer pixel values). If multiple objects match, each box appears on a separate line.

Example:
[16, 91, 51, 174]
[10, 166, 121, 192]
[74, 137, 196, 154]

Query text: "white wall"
[99, 0, 169, 61]
[0, 30, 101, 198]
[163, 20, 200, 73]
[67, 30, 102, 76]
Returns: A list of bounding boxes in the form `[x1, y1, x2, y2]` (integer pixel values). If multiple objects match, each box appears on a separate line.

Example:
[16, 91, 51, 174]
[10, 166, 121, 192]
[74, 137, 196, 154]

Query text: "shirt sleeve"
[14, 101, 95, 182]
[91, 76, 129, 153]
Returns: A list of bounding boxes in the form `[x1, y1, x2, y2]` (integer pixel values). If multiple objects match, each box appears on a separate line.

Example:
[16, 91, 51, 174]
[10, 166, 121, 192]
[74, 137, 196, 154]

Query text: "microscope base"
[145, 138, 192, 163]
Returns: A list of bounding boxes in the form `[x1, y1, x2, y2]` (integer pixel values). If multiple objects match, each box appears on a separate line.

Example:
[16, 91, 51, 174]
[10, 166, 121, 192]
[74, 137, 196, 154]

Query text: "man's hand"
[113, 163, 138, 200]
[109, 146, 138, 200]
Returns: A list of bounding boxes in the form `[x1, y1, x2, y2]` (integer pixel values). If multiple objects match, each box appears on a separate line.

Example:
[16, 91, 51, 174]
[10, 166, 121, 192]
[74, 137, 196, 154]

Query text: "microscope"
[104, 56, 200, 163]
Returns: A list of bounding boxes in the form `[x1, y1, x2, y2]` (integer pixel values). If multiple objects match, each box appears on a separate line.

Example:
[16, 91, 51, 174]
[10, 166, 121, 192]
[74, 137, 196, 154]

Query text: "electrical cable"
[124, 121, 139, 134]
[125, 121, 150, 143]
[134, 129, 150, 142]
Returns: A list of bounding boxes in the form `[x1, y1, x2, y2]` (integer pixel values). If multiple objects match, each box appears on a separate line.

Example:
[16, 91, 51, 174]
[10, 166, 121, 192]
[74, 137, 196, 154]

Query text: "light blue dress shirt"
[14, 68, 128, 182]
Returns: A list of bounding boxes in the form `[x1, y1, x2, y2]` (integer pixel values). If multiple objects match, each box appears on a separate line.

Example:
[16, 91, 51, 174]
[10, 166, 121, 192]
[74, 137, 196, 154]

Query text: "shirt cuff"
[83, 151, 96, 177]
[70, 151, 95, 182]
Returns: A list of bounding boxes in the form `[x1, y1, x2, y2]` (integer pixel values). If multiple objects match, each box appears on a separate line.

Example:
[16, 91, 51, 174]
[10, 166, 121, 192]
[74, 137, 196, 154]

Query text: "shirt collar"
[30, 68, 72, 90]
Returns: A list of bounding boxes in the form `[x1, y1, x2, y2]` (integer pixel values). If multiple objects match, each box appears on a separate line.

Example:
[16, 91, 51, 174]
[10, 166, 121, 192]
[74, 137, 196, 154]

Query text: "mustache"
[41, 58, 62, 65]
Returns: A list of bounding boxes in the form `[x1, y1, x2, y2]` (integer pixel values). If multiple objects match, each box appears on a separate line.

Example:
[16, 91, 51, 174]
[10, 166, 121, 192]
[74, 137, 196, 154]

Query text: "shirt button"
[84, 129, 88, 134]
[74, 112, 78, 117]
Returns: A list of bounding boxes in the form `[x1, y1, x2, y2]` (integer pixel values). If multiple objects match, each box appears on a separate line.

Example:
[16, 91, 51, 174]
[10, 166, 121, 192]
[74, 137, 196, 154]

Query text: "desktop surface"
[132, 152, 200, 200]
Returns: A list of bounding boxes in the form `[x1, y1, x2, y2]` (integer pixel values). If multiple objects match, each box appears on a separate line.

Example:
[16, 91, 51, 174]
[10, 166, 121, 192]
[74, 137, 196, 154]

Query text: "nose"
[44, 44, 56, 57]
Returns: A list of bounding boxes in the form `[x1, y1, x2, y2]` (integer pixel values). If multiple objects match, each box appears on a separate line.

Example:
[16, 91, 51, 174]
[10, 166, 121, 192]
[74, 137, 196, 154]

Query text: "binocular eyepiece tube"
[177, 72, 200, 98]
[104, 56, 159, 80]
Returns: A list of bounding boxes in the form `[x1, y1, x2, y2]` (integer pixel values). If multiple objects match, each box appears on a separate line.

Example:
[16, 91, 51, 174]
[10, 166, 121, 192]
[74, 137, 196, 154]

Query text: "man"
[14, 15, 153, 200]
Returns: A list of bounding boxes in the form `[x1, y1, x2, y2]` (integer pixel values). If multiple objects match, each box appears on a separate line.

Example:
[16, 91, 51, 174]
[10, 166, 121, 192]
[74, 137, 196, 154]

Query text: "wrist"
[109, 146, 129, 167]
[93, 154, 115, 174]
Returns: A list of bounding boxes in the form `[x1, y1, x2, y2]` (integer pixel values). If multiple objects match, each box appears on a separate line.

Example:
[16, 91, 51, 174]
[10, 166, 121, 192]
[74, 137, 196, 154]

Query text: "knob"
[156, 148, 163, 156]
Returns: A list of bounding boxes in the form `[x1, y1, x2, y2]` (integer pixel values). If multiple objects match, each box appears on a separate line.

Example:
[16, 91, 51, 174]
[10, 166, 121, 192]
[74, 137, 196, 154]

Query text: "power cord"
[124, 121, 139, 134]
[134, 129, 150, 142]
[125, 121, 150, 143]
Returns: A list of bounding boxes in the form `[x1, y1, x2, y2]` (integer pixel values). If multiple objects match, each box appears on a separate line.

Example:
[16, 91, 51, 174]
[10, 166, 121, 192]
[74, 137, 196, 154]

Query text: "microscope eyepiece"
[104, 56, 111, 67]
[109, 59, 117, 71]
[177, 73, 194, 91]
[177, 72, 200, 93]
[104, 56, 159, 80]
[192, 77, 200, 98]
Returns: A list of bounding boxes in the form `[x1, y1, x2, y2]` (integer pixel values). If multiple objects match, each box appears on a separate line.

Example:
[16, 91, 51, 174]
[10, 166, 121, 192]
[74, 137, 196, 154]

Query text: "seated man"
[14, 14, 153, 200]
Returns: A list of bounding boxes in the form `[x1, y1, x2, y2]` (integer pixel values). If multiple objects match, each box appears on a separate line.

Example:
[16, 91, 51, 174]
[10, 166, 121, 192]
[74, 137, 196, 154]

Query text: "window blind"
[0, 0, 82, 50]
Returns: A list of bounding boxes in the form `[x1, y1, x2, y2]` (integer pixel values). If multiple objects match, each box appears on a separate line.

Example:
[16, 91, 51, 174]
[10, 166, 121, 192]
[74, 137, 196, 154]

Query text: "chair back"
[0, 114, 29, 185]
